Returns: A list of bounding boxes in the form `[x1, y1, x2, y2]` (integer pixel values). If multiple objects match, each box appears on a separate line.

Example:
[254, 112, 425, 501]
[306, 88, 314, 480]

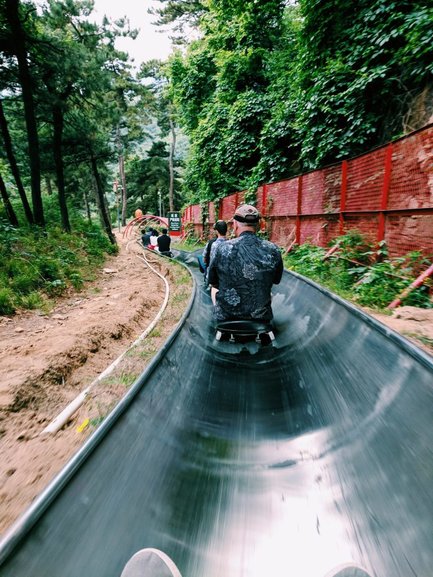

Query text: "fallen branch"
[388, 263, 433, 309]
[323, 243, 341, 260]
[283, 227, 296, 254]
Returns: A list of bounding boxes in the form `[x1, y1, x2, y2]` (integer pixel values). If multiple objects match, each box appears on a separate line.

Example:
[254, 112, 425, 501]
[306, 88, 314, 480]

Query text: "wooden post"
[261, 184, 267, 232]
[339, 160, 348, 235]
[378, 143, 393, 243]
[296, 175, 303, 244]
[388, 263, 433, 309]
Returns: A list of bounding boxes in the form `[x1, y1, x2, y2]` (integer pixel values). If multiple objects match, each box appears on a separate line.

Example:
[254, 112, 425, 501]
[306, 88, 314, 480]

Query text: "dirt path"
[367, 306, 433, 356]
[0, 232, 192, 534]
[0, 234, 431, 537]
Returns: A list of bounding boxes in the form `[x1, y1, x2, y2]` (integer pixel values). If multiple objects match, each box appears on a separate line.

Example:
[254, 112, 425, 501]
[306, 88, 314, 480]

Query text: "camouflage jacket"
[207, 232, 283, 321]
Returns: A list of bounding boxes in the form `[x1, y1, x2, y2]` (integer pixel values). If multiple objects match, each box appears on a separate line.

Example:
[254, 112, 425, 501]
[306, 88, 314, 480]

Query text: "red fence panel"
[208, 202, 217, 225]
[267, 178, 298, 216]
[386, 215, 433, 257]
[302, 170, 325, 214]
[182, 124, 433, 258]
[219, 192, 245, 222]
[346, 148, 386, 212]
[389, 130, 432, 211]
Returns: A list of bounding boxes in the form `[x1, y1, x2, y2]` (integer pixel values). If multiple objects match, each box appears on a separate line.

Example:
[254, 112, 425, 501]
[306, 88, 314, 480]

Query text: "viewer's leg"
[324, 564, 371, 577]
[121, 548, 182, 577]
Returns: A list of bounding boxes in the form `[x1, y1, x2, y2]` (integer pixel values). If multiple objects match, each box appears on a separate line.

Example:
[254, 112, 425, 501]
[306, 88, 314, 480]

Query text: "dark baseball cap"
[233, 204, 260, 224]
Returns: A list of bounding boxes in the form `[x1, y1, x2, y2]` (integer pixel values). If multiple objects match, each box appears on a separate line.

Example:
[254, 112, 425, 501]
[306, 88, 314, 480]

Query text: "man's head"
[233, 204, 260, 235]
[213, 220, 227, 236]
[161, 228, 168, 234]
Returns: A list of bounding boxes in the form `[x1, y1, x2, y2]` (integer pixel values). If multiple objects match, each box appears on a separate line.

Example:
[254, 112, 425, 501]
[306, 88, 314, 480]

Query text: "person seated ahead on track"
[148, 229, 159, 250]
[207, 204, 283, 324]
[202, 220, 227, 284]
[141, 228, 152, 248]
[157, 228, 172, 257]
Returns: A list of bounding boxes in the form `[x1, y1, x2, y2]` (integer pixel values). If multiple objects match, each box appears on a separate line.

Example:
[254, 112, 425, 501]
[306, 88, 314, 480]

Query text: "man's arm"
[203, 238, 215, 266]
[273, 251, 284, 284]
[202, 242, 210, 263]
[207, 253, 219, 288]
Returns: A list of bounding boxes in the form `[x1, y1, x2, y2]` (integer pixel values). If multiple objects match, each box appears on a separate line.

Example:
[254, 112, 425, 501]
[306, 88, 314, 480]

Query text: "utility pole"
[168, 113, 176, 212]
[117, 124, 128, 226]
[113, 179, 121, 231]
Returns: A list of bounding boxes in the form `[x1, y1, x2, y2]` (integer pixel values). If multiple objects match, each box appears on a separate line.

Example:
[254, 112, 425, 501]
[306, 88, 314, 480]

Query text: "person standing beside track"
[207, 204, 283, 322]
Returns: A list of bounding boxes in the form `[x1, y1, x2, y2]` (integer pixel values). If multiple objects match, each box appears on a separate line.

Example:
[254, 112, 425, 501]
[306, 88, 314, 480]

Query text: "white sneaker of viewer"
[324, 564, 372, 577]
[121, 548, 182, 577]
[120, 551, 371, 577]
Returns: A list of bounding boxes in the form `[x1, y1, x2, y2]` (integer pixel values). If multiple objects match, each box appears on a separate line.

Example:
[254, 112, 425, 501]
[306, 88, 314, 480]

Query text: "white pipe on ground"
[41, 248, 170, 436]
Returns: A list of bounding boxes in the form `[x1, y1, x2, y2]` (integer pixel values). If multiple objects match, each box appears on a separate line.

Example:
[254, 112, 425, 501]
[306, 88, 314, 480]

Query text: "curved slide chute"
[0, 252, 432, 577]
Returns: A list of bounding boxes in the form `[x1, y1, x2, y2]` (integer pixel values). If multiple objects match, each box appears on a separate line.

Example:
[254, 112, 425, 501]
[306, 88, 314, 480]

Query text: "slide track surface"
[0, 251, 432, 577]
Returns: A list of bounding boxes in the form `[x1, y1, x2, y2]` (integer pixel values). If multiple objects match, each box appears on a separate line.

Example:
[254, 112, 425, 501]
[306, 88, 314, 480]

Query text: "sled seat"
[215, 320, 275, 343]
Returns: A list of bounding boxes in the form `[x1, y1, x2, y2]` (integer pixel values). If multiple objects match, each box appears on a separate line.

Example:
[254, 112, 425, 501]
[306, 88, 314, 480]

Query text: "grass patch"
[148, 327, 162, 338]
[136, 348, 157, 360]
[173, 239, 205, 251]
[174, 271, 192, 286]
[171, 293, 189, 305]
[117, 372, 139, 387]
[403, 333, 433, 348]
[0, 216, 116, 315]
[89, 416, 105, 427]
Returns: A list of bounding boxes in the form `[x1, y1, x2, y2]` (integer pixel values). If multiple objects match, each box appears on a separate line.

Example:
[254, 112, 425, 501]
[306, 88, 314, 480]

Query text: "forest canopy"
[0, 0, 432, 230]
[160, 0, 433, 203]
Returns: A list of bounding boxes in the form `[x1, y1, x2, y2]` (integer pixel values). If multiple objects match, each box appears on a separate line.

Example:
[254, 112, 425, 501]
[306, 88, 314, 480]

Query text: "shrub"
[19, 292, 44, 310]
[0, 288, 14, 315]
[0, 216, 117, 315]
[283, 231, 432, 310]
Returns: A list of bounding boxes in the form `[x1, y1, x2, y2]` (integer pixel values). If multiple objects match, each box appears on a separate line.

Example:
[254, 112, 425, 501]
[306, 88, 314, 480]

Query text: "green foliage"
[297, 0, 433, 167]
[283, 232, 433, 309]
[166, 0, 287, 203]
[284, 243, 330, 282]
[125, 140, 183, 215]
[162, 0, 432, 202]
[168, 47, 217, 132]
[0, 215, 116, 315]
[0, 0, 151, 237]
[352, 251, 432, 308]
[0, 288, 15, 316]
[2, 0, 431, 228]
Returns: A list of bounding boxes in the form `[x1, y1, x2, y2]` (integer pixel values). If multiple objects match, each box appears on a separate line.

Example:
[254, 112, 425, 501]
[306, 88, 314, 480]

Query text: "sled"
[215, 320, 275, 344]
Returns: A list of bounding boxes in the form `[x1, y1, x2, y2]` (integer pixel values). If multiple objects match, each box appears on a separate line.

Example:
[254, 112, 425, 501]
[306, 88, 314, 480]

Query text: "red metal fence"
[182, 124, 433, 258]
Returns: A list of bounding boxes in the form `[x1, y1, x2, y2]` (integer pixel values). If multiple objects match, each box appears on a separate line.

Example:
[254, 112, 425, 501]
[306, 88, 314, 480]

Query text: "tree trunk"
[0, 99, 34, 224]
[5, 0, 44, 226]
[52, 104, 70, 232]
[45, 176, 53, 196]
[83, 188, 92, 224]
[0, 171, 20, 226]
[169, 115, 176, 212]
[119, 153, 127, 226]
[90, 154, 116, 245]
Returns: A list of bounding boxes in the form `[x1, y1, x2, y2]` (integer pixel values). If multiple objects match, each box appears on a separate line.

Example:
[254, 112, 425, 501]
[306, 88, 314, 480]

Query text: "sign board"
[168, 211, 182, 233]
